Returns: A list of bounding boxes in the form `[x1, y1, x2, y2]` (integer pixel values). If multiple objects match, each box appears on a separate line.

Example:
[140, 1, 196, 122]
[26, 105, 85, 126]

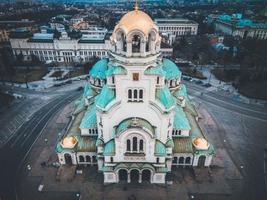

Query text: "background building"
[155, 18, 198, 44]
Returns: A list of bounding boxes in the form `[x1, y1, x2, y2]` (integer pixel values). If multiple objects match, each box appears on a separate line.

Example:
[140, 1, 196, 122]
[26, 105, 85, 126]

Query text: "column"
[127, 172, 131, 183]
[126, 42, 132, 57]
[140, 41, 146, 57]
[138, 172, 142, 183]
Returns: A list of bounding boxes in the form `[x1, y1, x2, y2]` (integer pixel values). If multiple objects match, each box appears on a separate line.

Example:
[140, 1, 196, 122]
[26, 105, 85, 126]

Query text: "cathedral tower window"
[128, 89, 144, 102]
[133, 137, 138, 151]
[157, 77, 160, 84]
[139, 140, 144, 151]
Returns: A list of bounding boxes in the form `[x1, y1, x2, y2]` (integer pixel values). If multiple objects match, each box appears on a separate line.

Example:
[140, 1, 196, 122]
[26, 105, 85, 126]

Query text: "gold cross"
[134, 0, 139, 11]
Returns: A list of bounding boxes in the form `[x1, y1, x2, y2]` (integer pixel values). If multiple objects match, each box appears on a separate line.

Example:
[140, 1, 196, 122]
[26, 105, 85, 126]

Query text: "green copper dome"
[162, 59, 181, 80]
[89, 58, 108, 79]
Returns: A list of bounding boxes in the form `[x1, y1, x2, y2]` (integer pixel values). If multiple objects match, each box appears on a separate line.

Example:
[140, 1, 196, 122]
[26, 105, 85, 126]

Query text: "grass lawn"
[1, 68, 48, 83]
[50, 70, 64, 78]
[181, 67, 206, 79]
[67, 69, 86, 78]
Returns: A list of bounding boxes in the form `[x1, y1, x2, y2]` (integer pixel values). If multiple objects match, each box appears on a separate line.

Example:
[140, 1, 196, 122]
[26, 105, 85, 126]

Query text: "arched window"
[128, 89, 132, 100]
[134, 89, 138, 99]
[112, 76, 115, 84]
[157, 77, 160, 84]
[179, 157, 184, 164]
[110, 157, 113, 163]
[172, 157, 177, 164]
[139, 90, 143, 100]
[156, 157, 159, 163]
[133, 137, 137, 151]
[185, 157, 191, 164]
[79, 155, 84, 162]
[85, 155, 91, 162]
[127, 139, 131, 151]
[139, 140, 143, 151]
[132, 35, 141, 53]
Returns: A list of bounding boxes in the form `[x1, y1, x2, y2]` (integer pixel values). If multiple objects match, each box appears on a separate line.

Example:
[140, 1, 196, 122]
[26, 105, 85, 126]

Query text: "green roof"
[105, 65, 127, 77]
[144, 65, 166, 76]
[156, 86, 176, 110]
[95, 85, 115, 109]
[173, 138, 193, 153]
[79, 104, 97, 129]
[166, 137, 174, 148]
[89, 58, 108, 79]
[194, 143, 215, 156]
[76, 136, 97, 152]
[185, 96, 198, 117]
[73, 98, 86, 115]
[115, 118, 154, 136]
[103, 139, 115, 156]
[155, 140, 167, 156]
[173, 106, 191, 130]
[185, 110, 203, 138]
[174, 84, 187, 98]
[83, 84, 97, 97]
[162, 59, 182, 80]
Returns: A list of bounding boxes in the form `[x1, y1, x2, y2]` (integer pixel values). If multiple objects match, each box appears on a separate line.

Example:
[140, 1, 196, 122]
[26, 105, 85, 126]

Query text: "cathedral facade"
[56, 8, 214, 184]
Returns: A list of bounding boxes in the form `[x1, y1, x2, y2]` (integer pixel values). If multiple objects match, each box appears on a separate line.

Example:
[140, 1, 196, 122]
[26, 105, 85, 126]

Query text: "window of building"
[157, 77, 160, 84]
[128, 89, 144, 102]
[110, 157, 113, 163]
[112, 76, 115, 84]
[133, 73, 139, 81]
[133, 137, 137, 151]
[156, 157, 159, 163]
[139, 140, 143, 151]
[127, 139, 131, 151]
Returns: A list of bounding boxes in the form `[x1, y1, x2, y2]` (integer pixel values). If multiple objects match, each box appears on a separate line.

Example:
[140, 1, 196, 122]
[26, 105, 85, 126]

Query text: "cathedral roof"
[155, 140, 167, 156]
[144, 65, 166, 77]
[173, 138, 193, 153]
[95, 85, 115, 109]
[115, 118, 155, 136]
[173, 84, 187, 98]
[162, 59, 182, 80]
[79, 104, 97, 129]
[105, 65, 127, 77]
[103, 139, 115, 156]
[112, 10, 158, 38]
[173, 106, 191, 131]
[156, 86, 176, 110]
[83, 84, 97, 98]
[89, 58, 108, 79]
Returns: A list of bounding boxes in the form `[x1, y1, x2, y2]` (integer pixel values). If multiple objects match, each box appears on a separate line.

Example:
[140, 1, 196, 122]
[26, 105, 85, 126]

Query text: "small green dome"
[162, 59, 181, 80]
[89, 58, 108, 79]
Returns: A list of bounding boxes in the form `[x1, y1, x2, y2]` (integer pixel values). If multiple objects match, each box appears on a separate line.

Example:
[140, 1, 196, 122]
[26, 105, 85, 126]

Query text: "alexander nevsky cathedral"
[56, 4, 214, 184]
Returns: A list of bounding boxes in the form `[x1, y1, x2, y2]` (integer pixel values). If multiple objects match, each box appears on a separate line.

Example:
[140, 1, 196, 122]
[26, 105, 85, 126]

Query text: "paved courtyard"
[16, 97, 246, 200]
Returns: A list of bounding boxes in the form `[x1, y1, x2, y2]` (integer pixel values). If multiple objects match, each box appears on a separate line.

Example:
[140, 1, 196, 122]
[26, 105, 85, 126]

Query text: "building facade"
[155, 18, 198, 44]
[56, 9, 214, 184]
[208, 14, 267, 40]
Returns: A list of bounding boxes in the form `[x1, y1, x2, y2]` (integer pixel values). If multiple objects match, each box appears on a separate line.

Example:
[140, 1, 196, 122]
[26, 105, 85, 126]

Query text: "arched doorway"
[130, 169, 139, 183]
[142, 169, 151, 183]
[64, 154, 72, 165]
[198, 155, 206, 167]
[118, 169, 128, 182]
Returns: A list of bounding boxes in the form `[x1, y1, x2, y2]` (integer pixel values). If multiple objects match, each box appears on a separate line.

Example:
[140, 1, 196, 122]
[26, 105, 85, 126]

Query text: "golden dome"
[113, 10, 158, 37]
[61, 136, 77, 149]
[192, 138, 209, 150]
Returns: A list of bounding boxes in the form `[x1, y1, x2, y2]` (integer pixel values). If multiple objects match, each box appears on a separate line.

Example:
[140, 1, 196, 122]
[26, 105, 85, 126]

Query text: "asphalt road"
[185, 82, 267, 200]
[0, 91, 80, 200]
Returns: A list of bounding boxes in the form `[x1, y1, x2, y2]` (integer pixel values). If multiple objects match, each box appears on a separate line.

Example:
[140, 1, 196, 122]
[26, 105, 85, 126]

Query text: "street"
[0, 91, 80, 200]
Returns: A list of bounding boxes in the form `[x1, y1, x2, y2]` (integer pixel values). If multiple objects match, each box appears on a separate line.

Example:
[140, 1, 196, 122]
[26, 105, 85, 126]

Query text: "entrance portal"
[198, 155, 206, 167]
[142, 169, 151, 183]
[130, 169, 139, 183]
[64, 153, 72, 165]
[118, 169, 128, 182]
